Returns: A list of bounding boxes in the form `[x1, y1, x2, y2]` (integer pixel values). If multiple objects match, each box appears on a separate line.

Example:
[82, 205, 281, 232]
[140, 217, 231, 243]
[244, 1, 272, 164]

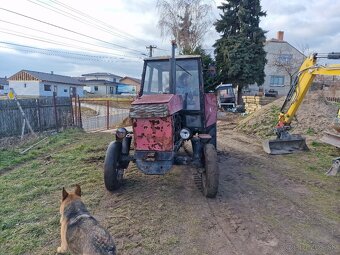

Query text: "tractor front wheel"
[202, 143, 219, 198]
[104, 141, 124, 191]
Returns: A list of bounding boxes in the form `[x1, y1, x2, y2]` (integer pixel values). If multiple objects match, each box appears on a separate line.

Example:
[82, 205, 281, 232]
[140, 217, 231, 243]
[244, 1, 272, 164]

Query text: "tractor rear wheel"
[104, 141, 124, 191]
[202, 143, 219, 198]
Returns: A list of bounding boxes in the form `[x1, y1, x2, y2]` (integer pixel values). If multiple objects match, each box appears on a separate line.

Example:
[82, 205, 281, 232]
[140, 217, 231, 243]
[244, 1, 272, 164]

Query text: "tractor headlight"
[116, 127, 127, 140]
[180, 128, 191, 140]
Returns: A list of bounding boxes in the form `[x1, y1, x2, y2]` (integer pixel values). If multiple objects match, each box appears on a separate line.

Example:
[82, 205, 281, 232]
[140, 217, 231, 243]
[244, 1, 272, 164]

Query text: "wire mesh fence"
[77, 98, 131, 132]
[82, 110, 129, 131]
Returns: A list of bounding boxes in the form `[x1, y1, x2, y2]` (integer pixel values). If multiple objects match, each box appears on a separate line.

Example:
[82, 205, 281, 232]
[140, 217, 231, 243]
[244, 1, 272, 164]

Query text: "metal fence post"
[107, 100, 110, 129]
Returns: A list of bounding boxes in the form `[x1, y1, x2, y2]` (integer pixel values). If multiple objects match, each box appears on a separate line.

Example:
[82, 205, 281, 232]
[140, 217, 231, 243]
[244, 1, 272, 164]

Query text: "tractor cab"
[216, 84, 236, 111]
[141, 56, 204, 129]
[142, 56, 201, 107]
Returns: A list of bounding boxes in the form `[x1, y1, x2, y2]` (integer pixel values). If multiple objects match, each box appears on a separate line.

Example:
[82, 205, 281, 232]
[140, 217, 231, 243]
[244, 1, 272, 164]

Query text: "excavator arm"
[263, 52, 340, 154]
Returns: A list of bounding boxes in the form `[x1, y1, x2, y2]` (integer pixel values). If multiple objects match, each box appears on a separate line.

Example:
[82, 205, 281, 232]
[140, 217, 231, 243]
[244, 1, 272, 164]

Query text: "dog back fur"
[58, 185, 116, 255]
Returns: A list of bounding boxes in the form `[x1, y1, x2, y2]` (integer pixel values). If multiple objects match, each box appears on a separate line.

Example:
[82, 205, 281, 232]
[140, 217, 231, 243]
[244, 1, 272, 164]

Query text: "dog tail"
[92, 232, 116, 255]
[107, 247, 116, 255]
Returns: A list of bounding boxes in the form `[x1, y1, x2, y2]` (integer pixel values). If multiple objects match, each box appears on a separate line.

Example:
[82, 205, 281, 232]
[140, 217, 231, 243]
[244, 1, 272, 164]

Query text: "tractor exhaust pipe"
[170, 40, 177, 94]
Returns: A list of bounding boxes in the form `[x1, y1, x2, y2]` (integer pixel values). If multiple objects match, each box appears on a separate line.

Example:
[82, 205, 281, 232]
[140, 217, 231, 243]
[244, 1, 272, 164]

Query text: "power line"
[0, 19, 141, 58]
[0, 29, 142, 60]
[27, 0, 142, 43]
[0, 41, 143, 63]
[0, 8, 147, 55]
[48, 0, 151, 45]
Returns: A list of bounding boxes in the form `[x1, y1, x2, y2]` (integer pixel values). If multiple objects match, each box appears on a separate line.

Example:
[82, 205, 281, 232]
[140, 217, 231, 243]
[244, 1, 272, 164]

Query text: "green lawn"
[0, 128, 339, 254]
[0, 129, 113, 254]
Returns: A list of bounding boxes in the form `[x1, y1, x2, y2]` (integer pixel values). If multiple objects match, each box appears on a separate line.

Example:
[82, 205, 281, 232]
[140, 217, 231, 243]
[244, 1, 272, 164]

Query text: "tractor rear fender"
[204, 93, 217, 127]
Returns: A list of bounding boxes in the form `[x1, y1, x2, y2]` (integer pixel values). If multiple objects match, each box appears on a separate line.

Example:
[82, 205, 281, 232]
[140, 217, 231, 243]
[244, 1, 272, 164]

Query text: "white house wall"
[0, 85, 9, 95]
[96, 85, 108, 95]
[263, 42, 305, 95]
[39, 83, 83, 97]
[247, 41, 305, 96]
[87, 84, 115, 95]
[9, 81, 40, 96]
[9, 81, 83, 97]
[78, 87, 84, 97]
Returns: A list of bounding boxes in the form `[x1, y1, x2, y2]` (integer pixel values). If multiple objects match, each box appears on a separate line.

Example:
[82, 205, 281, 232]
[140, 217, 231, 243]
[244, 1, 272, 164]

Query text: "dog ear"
[62, 187, 68, 201]
[75, 184, 81, 197]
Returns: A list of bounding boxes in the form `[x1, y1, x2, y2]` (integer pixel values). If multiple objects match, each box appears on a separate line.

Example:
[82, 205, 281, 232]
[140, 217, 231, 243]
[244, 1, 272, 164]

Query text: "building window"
[44, 85, 52, 91]
[278, 54, 292, 63]
[270, 75, 285, 86]
[64, 89, 68, 93]
[0, 85, 4, 90]
[94, 86, 98, 91]
[109, 86, 114, 94]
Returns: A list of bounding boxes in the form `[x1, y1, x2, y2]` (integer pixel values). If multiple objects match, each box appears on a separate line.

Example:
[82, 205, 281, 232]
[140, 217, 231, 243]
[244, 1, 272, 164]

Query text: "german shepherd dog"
[57, 185, 116, 255]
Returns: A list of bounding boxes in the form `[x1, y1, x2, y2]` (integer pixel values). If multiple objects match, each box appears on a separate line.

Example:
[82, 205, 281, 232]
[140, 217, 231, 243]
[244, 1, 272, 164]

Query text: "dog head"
[60, 184, 82, 215]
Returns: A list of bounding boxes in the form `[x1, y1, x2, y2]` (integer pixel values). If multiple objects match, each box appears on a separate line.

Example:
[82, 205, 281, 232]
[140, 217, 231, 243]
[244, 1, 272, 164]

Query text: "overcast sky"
[0, 0, 339, 79]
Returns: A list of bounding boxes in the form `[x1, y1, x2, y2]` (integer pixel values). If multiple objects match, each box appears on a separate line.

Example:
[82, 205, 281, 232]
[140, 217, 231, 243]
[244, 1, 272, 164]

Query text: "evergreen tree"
[214, 0, 267, 104]
[183, 46, 217, 91]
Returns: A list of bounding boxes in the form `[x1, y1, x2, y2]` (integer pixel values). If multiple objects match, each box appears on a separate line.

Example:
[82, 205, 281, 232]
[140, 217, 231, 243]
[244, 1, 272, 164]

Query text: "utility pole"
[146, 45, 157, 57]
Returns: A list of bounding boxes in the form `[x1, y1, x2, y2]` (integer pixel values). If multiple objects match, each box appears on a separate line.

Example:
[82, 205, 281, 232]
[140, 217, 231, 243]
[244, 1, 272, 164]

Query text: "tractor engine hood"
[129, 94, 183, 118]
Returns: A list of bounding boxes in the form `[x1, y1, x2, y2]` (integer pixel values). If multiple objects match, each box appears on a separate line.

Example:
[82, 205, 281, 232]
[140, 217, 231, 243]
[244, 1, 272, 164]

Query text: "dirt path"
[94, 122, 339, 255]
[216, 129, 339, 255]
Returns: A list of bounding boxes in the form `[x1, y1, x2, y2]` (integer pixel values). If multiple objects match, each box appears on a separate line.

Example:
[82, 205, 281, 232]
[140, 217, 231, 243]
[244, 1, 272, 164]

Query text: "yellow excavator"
[263, 52, 340, 155]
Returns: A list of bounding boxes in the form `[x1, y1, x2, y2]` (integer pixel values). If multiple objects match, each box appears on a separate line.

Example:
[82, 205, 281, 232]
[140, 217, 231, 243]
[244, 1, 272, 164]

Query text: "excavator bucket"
[263, 134, 309, 155]
[320, 131, 340, 148]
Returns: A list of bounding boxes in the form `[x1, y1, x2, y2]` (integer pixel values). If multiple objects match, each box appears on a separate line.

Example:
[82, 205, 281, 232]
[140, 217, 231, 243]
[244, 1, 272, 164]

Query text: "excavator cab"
[263, 52, 340, 155]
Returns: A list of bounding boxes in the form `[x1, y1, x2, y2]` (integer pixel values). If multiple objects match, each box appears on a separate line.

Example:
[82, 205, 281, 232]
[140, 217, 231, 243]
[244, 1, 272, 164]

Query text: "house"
[248, 31, 305, 96]
[263, 31, 305, 96]
[8, 70, 84, 97]
[82, 72, 122, 95]
[119, 76, 141, 94]
[0, 77, 9, 95]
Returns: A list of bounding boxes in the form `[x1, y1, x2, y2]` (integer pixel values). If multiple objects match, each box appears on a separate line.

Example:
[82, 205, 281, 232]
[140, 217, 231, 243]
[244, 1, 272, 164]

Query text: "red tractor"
[104, 48, 219, 198]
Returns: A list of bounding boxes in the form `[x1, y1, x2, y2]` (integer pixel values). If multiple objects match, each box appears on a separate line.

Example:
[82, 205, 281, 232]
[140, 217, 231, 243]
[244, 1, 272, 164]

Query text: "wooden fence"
[0, 97, 73, 138]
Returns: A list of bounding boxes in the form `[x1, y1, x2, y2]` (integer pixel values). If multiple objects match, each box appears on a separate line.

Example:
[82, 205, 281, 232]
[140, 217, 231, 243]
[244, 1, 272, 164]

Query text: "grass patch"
[238, 104, 281, 138]
[0, 129, 112, 254]
[306, 127, 316, 135]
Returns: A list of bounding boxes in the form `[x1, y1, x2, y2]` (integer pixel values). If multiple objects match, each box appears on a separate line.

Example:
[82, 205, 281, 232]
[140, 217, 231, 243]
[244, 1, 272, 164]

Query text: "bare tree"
[156, 0, 213, 53]
[272, 48, 306, 85]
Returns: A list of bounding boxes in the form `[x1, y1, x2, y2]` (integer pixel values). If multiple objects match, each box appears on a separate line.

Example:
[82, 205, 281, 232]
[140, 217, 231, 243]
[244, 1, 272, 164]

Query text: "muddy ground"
[91, 117, 339, 255]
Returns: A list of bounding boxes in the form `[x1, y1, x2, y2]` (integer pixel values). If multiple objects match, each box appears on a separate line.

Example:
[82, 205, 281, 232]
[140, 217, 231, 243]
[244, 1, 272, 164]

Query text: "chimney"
[51, 71, 54, 75]
[277, 31, 284, 41]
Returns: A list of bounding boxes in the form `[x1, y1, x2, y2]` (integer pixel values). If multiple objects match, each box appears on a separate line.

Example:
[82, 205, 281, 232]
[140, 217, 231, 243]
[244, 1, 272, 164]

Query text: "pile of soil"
[237, 91, 339, 138]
